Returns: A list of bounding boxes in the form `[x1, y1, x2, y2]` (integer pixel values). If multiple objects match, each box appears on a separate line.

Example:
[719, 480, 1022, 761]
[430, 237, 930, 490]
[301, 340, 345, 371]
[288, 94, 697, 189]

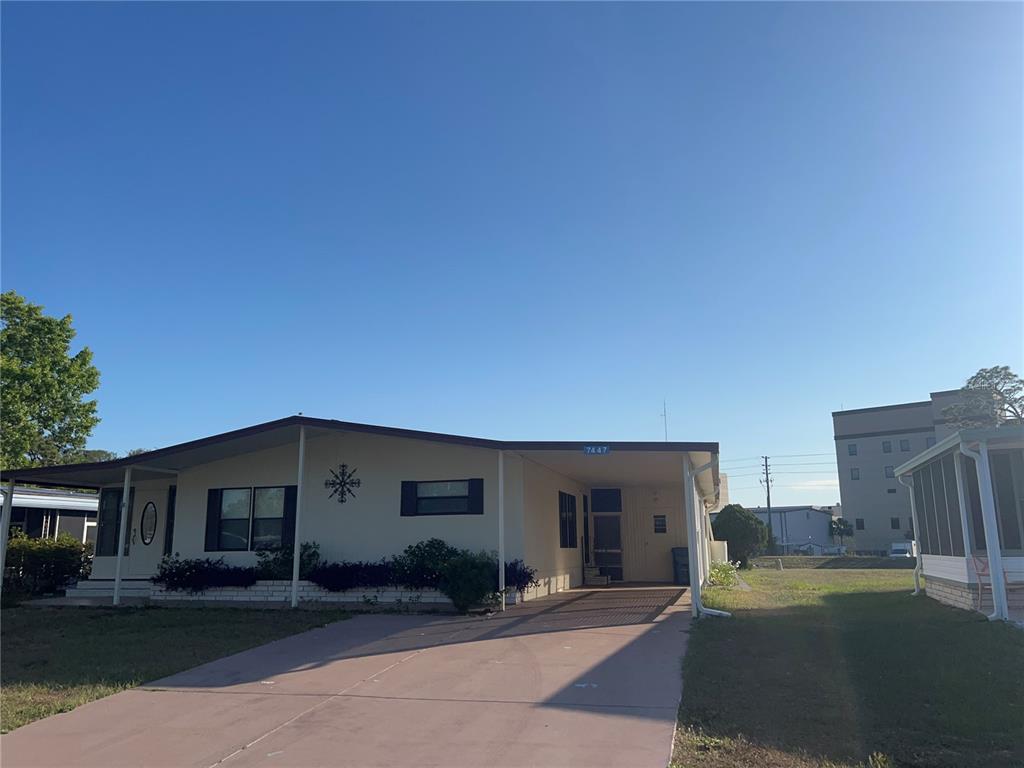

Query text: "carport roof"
[1, 415, 719, 489]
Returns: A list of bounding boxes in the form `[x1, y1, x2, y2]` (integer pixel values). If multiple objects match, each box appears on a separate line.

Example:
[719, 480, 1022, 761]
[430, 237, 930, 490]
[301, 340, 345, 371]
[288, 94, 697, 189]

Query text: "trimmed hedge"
[152, 538, 540, 612]
[151, 555, 258, 594]
[3, 530, 92, 595]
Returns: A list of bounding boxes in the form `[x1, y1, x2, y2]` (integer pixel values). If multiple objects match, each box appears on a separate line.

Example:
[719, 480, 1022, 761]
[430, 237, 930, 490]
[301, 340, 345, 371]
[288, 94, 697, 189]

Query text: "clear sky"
[3, 2, 1021, 507]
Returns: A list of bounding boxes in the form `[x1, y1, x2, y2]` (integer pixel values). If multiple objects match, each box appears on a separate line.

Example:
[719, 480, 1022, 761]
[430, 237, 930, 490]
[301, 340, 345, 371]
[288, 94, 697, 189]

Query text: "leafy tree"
[1, 292, 100, 469]
[830, 518, 854, 546]
[711, 504, 768, 567]
[69, 449, 119, 464]
[942, 366, 1023, 429]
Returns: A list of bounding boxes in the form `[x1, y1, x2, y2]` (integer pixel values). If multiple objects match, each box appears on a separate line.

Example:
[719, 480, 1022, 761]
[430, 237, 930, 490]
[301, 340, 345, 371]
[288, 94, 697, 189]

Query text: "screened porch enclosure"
[897, 426, 1024, 622]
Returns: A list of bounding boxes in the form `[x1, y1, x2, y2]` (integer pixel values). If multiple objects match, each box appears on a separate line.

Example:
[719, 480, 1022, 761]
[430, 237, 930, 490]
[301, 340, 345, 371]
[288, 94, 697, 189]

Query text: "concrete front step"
[66, 580, 153, 598]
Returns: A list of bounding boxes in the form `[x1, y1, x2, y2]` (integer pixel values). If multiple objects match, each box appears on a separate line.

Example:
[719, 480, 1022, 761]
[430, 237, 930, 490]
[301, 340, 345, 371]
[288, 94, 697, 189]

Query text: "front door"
[591, 488, 623, 581]
[128, 490, 165, 577]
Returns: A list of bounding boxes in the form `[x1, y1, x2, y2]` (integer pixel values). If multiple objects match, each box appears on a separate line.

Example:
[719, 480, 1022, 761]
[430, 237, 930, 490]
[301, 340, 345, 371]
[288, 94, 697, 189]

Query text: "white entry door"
[128, 489, 167, 577]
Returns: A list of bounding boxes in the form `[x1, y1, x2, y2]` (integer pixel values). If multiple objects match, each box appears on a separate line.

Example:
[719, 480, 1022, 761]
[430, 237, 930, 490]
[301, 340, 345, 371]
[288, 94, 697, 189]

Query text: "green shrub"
[710, 505, 769, 567]
[440, 550, 500, 613]
[503, 559, 539, 594]
[392, 538, 460, 589]
[308, 560, 396, 592]
[151, 555, 257, 594]
[254, 542, 321, 580]
[3, 530, 92, 595]
[708, 560, 739, 587]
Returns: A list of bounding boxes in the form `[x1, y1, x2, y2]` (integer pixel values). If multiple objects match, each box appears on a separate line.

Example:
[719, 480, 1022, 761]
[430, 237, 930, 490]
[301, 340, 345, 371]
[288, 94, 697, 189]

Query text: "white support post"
[113, 466, 133, 606]
[0, 480, 14, 591]
[290, 426, 307, 609]
[963, 441, 1009, 621]
[683, 458, 701, 618]
[498, 450, 506, 612]
[952, 453, 974, 557]
[898, 474, 922, 595]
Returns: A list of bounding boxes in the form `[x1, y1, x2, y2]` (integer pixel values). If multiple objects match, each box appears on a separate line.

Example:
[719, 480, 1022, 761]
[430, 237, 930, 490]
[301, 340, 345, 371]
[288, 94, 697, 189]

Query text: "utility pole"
[761, 456, 774, 554]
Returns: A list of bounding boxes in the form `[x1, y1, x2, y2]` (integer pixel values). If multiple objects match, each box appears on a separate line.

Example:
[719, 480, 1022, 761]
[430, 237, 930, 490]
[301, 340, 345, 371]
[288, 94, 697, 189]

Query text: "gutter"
[686, 457, 731, 619]
[959, 440, 1010, 621]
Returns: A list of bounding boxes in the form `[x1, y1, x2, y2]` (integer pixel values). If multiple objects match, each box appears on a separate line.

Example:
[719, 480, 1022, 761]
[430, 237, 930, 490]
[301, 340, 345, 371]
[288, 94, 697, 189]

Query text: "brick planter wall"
[150, 580, 455, 608]
[925, 575, 978, 612]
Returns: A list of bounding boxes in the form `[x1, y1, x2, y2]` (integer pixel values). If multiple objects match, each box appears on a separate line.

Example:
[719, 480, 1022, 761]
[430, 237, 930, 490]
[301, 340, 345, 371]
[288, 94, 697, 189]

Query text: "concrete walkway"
[2, 587, 692, 768]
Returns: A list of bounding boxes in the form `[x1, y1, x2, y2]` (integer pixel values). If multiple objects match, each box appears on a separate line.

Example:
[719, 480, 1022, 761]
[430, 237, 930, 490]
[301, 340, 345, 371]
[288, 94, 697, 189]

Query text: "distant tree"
[942, 366, 1023, 429]
[711, 504, 768, 567]
[69, 449, 119, 464]
[831, 518, 854, 547]
[1, 292, 100, 469]
[125, 448, 152, 457]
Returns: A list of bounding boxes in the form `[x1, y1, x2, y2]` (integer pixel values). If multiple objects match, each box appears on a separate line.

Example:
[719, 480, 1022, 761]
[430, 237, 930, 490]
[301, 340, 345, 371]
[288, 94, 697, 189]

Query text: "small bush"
[503, 559, 539, 594]
[151, 555, 257, 594]
[3, 530, 92, 595]
[708, 560, 740, 587]
[255, 542, 321, 580]
[440, 550, 500, 613]
[308, 560, 396, 592]
[393, 538, 459, 589]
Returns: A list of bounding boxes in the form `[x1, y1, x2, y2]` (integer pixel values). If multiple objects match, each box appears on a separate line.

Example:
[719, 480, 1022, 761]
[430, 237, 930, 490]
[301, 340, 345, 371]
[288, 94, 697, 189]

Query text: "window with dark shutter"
[400, 479, 483, 516]
[558, 491, 577, 548]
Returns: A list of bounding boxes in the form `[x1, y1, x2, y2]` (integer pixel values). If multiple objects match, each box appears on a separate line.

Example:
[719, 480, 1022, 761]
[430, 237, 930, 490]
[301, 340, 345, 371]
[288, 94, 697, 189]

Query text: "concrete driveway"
[2, 587, 691, 768]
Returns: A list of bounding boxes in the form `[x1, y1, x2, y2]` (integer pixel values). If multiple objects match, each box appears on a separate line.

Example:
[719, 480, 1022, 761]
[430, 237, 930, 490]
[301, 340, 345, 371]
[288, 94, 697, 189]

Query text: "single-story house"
[745, 505, 841, 555]
[894, 424, 1023, 622]
[0, 416, 723, 615]
[1, 486, 99, 544]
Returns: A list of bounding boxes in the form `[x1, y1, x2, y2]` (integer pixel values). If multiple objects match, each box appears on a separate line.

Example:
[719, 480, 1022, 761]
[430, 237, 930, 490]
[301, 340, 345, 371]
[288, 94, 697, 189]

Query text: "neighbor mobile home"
[0, 416, 722, 613]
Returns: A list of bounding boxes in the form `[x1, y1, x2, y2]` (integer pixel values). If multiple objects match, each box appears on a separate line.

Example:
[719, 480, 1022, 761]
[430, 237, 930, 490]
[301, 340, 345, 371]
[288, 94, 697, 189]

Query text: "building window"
[252, 487, 286, 549]
[653, 515, 667, 534]
[887, 488, 897, 494]
[401, 479, 483, 516]
[558, 491, 578, 548]
[217, 488, 252, 551]
[850, 468, 860, 480]
[890, 517, 901, 530]
[882, 440, 892, 454]
[900, 439, 911, 452]
[855, 518, 865, 530]
[926, 436, 936, 448]
[884, 466, 895, 478]
[848, 444, 858, 456]
[205, 486, 295, 552]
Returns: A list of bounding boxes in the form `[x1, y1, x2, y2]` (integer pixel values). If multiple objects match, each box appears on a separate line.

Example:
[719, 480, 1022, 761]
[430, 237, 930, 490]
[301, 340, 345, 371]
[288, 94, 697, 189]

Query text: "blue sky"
[3, 2, 1021, 507]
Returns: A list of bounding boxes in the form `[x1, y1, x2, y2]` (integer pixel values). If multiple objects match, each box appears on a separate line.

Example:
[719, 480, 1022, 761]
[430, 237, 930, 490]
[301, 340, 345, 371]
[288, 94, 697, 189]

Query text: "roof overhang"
[0, 416, 719, 492]
[894, 424, 1024, 477]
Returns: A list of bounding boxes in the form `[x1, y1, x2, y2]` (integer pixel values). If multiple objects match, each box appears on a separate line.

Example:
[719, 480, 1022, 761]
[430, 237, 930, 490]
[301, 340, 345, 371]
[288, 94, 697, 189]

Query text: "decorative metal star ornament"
[324, 463, 361, 504]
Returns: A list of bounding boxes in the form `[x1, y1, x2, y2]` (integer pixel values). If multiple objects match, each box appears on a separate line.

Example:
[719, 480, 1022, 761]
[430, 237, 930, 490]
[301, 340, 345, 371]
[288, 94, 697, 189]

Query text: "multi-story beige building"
[833, 390, 961, 554]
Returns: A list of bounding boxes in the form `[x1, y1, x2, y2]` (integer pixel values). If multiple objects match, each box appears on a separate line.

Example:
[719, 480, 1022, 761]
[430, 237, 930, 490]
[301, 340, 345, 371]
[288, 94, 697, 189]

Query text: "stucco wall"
[520, 457, 586, 598]
[619, 486, 686, 582]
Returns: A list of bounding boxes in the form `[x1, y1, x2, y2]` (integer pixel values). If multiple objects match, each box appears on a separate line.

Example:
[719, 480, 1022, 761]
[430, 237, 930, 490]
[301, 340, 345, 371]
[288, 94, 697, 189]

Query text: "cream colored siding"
[620, 486, 686, 582]
[520, 456, 585, 598]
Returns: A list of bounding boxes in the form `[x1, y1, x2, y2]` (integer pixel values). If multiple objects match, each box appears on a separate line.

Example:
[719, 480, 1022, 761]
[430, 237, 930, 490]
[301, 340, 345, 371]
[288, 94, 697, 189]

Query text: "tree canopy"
[1, 291, 101, 469]
[711, 504, 769, 567]
[942, 366, 1023, 429]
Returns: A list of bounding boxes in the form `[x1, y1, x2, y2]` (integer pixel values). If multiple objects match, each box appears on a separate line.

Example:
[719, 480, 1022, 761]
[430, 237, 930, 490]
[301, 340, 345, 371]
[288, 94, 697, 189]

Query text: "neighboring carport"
[1, 587, 692, 768]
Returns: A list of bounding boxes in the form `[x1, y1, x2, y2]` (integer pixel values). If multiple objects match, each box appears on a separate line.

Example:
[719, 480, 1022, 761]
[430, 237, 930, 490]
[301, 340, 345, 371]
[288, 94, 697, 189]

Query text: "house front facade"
[0, 417, 721, 610]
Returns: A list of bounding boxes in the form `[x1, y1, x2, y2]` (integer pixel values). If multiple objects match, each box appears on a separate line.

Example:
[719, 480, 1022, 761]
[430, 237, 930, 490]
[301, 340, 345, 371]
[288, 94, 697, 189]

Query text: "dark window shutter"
[569, 494, 578, 548]
[163, 486, 177, 557]
[468, 478, 484, 515]
[282, 485, 298, 549]
[400, 481, 418, 516]
[205, 489, 222, 551]
[97, 488, 121, 556]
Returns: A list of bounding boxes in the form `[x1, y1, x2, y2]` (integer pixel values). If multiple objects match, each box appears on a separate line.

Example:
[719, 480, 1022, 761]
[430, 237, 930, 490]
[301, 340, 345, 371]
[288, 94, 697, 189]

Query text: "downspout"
[960, 440, 1009, 621]
[686, 456, 731, 619]
[897, 473, 922, 595]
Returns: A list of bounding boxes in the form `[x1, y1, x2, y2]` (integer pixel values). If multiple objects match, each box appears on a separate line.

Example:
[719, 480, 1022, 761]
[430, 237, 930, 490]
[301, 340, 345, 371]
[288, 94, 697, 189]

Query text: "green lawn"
[1, 606, 349, 733]
[674, 570, 1024, 768]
